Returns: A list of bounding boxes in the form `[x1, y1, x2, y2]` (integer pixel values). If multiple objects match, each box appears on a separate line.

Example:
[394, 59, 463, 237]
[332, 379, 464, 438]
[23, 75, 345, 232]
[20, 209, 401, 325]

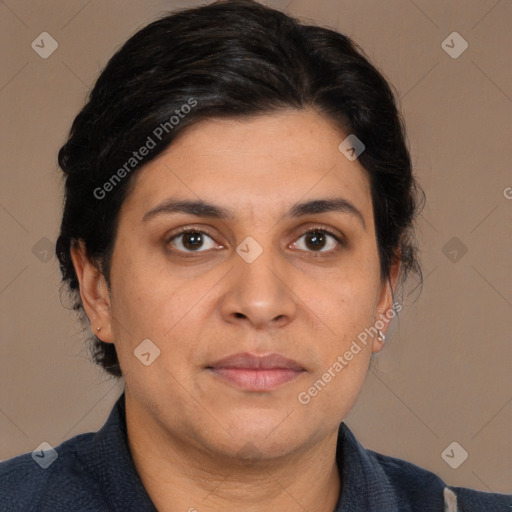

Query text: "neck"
[125, 395, 342, 512]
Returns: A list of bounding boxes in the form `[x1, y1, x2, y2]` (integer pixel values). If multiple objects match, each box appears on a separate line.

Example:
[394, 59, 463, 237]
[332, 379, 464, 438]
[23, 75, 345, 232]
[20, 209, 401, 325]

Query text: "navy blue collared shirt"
[1, 392, 510, 511]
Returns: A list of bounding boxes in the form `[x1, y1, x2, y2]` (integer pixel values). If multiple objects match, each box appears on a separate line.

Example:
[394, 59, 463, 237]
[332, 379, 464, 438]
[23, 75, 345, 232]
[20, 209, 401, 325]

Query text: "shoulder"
[338, 423, 511, 511]
[0, 393, 156, 512]
[367, 448, 512, 511]
[0, 433, 110, 512]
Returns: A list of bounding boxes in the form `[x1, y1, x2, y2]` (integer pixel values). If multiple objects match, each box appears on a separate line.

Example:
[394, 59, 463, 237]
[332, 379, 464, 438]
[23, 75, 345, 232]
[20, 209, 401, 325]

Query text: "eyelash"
[166, 226, 344, 257]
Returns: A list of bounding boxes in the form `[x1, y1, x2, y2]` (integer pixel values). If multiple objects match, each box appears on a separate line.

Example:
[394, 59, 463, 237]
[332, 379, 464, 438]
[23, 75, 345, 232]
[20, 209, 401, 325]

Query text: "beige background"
[1, 0, 511, 495]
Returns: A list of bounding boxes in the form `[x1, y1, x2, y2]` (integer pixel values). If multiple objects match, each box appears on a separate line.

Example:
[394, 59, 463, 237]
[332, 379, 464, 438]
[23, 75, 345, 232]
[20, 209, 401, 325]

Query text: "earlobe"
[70, 240, 114, 343]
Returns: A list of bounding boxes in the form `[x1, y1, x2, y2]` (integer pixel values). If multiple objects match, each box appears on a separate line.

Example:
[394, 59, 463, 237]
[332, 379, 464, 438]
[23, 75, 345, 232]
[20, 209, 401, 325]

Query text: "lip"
[206, 352, 305, 391]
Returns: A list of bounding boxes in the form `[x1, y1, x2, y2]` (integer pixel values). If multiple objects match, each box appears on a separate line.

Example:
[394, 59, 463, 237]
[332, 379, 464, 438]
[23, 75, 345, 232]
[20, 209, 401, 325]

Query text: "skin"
[71, 108, 400, 512]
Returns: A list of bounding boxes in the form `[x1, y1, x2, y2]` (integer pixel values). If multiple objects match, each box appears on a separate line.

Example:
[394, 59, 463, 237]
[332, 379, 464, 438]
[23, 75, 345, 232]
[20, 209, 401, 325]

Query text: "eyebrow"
[142, 197, 366, 229]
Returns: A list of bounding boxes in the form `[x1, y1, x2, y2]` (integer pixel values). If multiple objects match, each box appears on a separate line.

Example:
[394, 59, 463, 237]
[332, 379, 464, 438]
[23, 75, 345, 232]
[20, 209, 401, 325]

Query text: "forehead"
[122, 109, 373, 222]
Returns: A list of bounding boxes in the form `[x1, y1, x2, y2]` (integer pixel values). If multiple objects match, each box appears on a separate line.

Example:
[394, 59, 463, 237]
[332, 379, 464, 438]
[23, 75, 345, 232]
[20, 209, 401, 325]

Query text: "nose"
[219, 242, 297, 330]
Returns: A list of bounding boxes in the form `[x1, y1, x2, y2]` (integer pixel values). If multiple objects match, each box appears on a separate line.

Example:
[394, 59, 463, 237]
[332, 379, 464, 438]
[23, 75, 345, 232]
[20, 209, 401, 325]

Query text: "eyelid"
[165, 224, 345, 255]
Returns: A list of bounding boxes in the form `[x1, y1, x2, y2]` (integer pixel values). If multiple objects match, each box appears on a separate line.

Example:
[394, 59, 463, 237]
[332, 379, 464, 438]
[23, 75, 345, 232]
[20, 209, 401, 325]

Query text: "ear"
[372, 249, 401, 354]
[70, 240, 114, 343]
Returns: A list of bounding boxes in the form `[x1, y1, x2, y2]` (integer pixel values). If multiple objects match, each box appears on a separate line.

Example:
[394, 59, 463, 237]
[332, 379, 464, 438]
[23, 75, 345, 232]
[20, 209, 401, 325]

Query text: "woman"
[1, 1, 510, 510]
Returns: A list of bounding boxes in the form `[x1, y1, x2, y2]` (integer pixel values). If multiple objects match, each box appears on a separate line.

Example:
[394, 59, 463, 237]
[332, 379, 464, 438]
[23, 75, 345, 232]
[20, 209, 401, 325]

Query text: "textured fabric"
[1, 392, 510, 511]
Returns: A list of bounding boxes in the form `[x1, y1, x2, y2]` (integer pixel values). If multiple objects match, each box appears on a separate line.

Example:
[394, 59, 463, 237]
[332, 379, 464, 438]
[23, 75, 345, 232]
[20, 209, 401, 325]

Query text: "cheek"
[312, 292, 375, 377]
[107, 253, 168, 362]
[317, 260, 380, 344]
[108, 265, 193, 400]
[108, 253, 209, 377]
[301, 255, 380, 396]
[109, 240, 175, 327]
[297, 279, 377, 421]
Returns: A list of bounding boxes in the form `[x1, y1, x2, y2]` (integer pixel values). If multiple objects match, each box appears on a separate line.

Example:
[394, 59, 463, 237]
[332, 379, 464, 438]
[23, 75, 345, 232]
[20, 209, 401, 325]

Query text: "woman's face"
[78, 108, 398, 460]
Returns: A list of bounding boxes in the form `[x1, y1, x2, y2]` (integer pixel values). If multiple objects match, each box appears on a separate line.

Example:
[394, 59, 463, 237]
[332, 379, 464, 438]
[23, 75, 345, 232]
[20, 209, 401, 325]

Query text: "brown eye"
[293, 229, 342, 253]
[168, 230, 217, 253]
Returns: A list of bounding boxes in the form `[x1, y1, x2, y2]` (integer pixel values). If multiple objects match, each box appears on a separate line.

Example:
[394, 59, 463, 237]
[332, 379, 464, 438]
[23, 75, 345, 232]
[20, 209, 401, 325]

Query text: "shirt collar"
[81, 392, 400, 511]
[78, 391, 157, 510]
[334, 421, 401, 511]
